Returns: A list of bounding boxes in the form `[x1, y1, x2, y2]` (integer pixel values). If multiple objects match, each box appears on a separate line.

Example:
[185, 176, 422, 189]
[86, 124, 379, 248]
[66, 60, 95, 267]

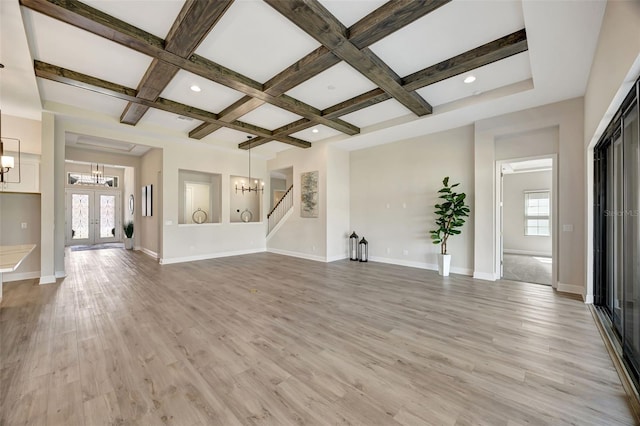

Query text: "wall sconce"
[0, 111, 19, 183]
[349, 232, 359, 261]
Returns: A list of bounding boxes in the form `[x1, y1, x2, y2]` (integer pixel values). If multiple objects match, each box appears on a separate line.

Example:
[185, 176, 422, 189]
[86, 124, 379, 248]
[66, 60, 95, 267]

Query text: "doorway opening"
[496, 156, 557, 287]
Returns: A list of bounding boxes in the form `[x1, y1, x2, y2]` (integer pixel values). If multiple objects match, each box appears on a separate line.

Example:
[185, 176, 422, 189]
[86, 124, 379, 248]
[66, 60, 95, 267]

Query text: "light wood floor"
[1, 249, 636, 425]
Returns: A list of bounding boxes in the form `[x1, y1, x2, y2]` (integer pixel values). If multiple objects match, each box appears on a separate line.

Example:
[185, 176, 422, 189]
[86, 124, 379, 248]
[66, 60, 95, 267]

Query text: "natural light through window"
[525, 191, 550, 236]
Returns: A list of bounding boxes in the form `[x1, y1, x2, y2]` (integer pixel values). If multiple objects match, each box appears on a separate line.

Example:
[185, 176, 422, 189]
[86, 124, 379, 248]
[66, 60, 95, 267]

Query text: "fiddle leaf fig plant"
[430, 177, 470, 255]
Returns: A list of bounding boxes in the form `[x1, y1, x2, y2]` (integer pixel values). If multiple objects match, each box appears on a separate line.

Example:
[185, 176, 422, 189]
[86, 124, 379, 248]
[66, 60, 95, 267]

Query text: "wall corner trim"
[55, 270, 66, 279]
[39, 275, 56, 285]
[136, 247, 158, 259]
[473, 271, 497, 281]
[557, 282, 584, 296]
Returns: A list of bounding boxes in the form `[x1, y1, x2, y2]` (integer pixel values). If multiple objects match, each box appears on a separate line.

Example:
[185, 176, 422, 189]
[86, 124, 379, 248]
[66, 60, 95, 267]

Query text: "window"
[525, 190, 550, 236]
[67, 172, 118, 187]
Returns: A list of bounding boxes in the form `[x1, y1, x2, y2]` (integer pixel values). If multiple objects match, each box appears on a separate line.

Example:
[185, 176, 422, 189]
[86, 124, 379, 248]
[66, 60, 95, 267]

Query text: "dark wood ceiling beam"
[20, 0, 358, 136]
[195, 0, 445, 140]
[403, 29, 528, 91]
[238, 137, 270, 150]
[265, 0, 432, 117]
[120, 0, 234, 125]
[323, 88, 391, 119]
[348, 0, 450, 49]
[34, 61, 310, 148]
[242, 29, 529, 145]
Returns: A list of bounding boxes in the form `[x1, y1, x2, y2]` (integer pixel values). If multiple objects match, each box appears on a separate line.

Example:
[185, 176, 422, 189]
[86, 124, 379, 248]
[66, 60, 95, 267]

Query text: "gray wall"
[0, 193, 41, 281]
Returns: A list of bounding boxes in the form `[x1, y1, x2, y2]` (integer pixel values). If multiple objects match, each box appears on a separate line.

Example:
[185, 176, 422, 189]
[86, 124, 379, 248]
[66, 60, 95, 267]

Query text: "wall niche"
[178, 169, 221, 225]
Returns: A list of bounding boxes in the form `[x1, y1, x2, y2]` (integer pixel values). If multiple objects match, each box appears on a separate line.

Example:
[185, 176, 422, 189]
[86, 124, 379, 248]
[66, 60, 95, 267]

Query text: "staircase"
[267, 185, 293, 235]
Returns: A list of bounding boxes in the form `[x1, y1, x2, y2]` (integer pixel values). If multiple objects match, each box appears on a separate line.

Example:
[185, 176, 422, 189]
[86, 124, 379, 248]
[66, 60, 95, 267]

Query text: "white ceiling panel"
[341, 98, 411, 128]
[285, 62, 378, 110]
[201, 128, 293, 156]
[290, 125, 342, 142]
[82, 0, 185, 39]
[23, 9, 153, 88]
[417, 52, 532, 107]
[203, 127, 256, 147]
[138, 108, 203, 133]
[369, 0, 525, 78]
[238, 104, 303, 131]
[38, 79, 129, 117]
[319, 0, 387, 27]
[160, 70, 245, 114]
[195, 1, 321, 84]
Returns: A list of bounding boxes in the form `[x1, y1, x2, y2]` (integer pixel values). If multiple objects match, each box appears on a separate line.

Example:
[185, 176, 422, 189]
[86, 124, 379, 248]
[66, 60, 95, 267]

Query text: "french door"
[65, 189, 121, 245]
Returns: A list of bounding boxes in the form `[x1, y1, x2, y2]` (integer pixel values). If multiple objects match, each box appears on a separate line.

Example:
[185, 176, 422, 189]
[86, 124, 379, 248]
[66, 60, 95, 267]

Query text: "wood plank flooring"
[0, 249, 636, 425]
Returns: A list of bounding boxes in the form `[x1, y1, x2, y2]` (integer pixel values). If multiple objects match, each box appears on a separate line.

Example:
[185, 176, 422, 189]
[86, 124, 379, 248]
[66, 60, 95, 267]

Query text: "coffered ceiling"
[1, 0, 606, 156]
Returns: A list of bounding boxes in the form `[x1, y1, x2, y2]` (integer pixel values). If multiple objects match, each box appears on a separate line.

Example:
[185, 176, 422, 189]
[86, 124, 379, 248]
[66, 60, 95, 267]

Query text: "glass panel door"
[66, 189, 120, 245]
[623, 101, 640, 376]
[96, 192, 119, 243]
[69, 191, 92, 245]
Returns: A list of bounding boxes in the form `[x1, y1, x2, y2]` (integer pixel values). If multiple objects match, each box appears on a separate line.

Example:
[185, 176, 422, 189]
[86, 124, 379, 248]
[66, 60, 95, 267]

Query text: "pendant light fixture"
[0, 110, 18, 183]
[236, 136, 264, 194]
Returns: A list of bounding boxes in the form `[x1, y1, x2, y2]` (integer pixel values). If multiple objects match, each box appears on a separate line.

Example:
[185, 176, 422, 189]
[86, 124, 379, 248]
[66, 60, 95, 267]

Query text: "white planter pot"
[124, 238, 134, 250]
[438, 254, 451, 276]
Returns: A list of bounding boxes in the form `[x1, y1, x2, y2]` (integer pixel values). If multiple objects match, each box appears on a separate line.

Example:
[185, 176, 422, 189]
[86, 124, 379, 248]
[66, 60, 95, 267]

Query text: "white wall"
[350, 125, 475, 274]
[474, 98, 584, 296]
[2, 114, 41, 155]
[584, 0, 640, 304]
[326, 145, 350, 261]
[503, 171, 552, 256]
[140, 148, 162, 257]
[267, 143, 327, 260]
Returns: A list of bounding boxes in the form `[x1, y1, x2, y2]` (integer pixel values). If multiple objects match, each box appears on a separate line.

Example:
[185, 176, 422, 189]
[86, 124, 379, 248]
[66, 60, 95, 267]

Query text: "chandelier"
[236, 137, 264, 194]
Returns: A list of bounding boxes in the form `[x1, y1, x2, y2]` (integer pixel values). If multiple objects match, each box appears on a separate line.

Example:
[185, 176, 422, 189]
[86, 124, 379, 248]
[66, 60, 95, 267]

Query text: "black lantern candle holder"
[359, 237, 368, 262]
[349, 232, 359, 261]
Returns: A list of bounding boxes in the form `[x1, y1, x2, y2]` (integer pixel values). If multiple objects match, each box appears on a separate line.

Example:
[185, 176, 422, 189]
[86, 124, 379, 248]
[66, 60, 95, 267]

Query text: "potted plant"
[430, 177, 470, 276]
[123, 221, 134, 250]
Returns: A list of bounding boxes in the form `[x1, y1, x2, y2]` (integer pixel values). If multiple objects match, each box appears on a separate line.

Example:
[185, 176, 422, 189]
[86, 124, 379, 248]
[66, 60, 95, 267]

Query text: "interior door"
[66, 189, 121, 245]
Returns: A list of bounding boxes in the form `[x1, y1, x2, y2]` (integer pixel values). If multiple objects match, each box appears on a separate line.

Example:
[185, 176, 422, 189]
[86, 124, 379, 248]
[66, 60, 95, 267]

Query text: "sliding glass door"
[594, 78, 640, 386]
[622, 100, 640, 378]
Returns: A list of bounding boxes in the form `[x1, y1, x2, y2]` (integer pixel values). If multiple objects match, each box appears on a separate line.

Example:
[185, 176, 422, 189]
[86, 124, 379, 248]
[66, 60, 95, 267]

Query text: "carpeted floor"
[70, 242, 124, 251]
[502, 253, 552, 285]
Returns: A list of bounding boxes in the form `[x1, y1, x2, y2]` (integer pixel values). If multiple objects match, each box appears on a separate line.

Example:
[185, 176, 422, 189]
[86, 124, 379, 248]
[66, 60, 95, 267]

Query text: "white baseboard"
[135, 247, 158, 259]
[473, 271, 498, 281]
[584, 293, 594, 304]
[504, 249, 552, 257]
[557, 282, 584, 296]
[369, 256, 473, 276]
[55, 270, 66, 279]
[2, 271, 40, 283]
[267, 248, 326, 262]
[39, 275, 56, 285]
[160, 248, 266, 265]
[327, 254, 348, 262]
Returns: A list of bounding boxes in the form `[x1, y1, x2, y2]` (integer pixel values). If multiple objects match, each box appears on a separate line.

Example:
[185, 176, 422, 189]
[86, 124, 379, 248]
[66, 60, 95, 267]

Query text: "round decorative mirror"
[129, 194, 134, 214]
[192, 208, 208, 224]
[240, 208, 253, 223]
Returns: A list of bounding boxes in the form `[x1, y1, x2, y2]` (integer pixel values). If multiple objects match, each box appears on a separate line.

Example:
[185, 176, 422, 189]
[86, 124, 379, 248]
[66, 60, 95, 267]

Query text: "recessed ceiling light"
[312, 128, 319, 133]
[190, 85, 201, 92]
[463, 75, 476, 84]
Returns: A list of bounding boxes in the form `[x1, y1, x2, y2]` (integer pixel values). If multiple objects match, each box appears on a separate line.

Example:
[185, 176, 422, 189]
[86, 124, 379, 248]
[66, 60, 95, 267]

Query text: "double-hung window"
[524, 190, 550, 236]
